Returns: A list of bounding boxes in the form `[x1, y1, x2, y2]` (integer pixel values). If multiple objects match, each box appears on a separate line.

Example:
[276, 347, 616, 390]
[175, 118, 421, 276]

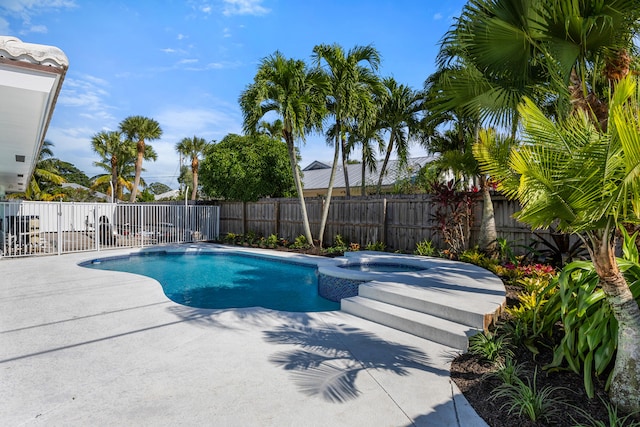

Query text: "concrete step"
[341, 296, 479, 351]
[358, 282, 486, 330]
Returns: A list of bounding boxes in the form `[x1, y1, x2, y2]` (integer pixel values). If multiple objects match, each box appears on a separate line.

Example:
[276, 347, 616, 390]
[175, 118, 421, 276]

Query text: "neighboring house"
[301, 156, 436, 197]
[0, 36, 68, 198]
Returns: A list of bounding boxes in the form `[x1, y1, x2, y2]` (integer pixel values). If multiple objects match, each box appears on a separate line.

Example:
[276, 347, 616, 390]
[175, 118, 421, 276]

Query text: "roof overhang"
[0, 36, 68, 196]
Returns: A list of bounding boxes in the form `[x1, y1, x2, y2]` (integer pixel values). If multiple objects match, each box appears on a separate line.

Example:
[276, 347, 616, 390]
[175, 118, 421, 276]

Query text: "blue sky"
[1, 0, 467, 188]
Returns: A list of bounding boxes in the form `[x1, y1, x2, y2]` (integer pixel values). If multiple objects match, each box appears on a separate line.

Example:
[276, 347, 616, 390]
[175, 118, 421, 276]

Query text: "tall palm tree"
[119, 115, 163, 202]
[239, 51, 326, 246]
[474, 76, 640, 414]
[175, 136, 209, 200]
[376, 77, 423, 194]
[313, 44, 381, 197]
[91, 130, 134, 201]
[312, 43, 381, 246]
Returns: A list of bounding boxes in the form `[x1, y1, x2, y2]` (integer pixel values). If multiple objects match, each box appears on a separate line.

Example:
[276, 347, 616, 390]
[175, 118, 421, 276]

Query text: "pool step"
[357, 281, 487, 329]
[341, 296, 478, 351]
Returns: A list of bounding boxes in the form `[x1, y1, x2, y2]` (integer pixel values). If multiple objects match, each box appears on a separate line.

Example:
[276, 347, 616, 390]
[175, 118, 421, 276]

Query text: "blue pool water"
[84, 252, 339, 312]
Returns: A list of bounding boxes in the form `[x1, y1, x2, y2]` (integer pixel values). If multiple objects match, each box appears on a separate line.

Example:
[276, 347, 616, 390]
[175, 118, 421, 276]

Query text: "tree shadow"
[263, 322, 450, 403]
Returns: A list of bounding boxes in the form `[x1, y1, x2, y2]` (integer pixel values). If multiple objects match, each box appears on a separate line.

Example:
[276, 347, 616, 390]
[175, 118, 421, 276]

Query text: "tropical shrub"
[290, 235, 311, 250]
[491, 368, 567, 423]
[414, 239, 437, 257]
[428, 179, 477, 257]
[468, 331, 513, 364]
[365, 241, 386, 252]
[326, 234, 348, 254]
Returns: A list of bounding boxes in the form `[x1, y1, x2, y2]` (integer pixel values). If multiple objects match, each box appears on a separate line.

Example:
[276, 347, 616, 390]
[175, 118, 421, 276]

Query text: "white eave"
[0, 36, 69, 195]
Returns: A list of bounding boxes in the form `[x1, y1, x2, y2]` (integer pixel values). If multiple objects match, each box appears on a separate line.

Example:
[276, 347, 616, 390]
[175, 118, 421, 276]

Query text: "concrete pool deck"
[1, 245, 490, 426]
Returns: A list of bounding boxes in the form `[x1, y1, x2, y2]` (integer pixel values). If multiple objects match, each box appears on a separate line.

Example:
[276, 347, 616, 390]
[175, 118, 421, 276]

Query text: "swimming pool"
[83, 252, 339, 312]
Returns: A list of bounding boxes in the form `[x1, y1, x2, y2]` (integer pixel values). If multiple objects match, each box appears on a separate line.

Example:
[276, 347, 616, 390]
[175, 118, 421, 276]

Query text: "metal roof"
[301, 156, 436, 190]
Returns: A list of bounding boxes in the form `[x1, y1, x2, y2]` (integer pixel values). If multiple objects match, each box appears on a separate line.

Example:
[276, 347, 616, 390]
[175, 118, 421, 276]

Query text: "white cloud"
[222, 0, 269, 16]
[178, 58, 199, 65]
[201, 5, 212, 14]
[0, 0, 76, 33]
[433, 13, 443, 20]
[57, 74, 115, 122]
[223, 27, 231, 38]
[24, 23, 47, 33]
[177, 33, 186, 40]
[0, 16, 9, 33]
[162, 47, 176, 53]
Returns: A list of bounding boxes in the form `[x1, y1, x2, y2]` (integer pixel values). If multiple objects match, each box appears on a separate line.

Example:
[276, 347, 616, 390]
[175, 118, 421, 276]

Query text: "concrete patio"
[1, 246, 490, 426]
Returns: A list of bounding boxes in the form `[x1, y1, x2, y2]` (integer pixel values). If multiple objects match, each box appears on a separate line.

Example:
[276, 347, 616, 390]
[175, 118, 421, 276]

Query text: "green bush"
[289, 235, 311, 250]
[468, 331, 513, 364]
[491, 368, 567, 423]
[326, 234, 348, 254]
[265, 234, 279, 248]
[414, 239, 437, 256]
[365, 241, 386, 252]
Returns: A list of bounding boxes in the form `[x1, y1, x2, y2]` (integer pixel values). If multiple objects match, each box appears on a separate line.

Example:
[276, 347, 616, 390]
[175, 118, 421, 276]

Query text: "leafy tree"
[53, 160, 92, 187]
[175, 136, 210, 200]
[199, 133, 295, 202]
[177, 165, 193, 194]
[119, 115, 162, 202]
[239, 51, 326, 245]
[474, 77, 640, 414]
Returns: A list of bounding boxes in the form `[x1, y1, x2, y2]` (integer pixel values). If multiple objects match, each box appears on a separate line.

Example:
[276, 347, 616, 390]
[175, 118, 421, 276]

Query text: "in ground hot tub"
[317, 252, 432, 302]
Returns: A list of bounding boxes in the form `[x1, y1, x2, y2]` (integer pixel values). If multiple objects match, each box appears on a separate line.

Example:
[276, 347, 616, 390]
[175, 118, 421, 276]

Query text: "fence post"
[274, 200, 280, 237]
[382, 198, 388, 246]
[242, 201, 247, 235]
[57, 199, 62, 255]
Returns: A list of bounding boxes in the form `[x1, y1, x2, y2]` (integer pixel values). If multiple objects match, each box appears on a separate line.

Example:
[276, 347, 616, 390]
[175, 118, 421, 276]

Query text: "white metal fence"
[0, 201, 220, 258]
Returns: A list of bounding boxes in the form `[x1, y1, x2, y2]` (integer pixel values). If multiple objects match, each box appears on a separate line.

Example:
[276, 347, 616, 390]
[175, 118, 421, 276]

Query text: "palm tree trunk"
[191, 158, 198, 200]
[110, 157, 118, 202]
[129, 141, 144, 202]
[341, 133, 350, 197]
[318, 134, 341, 247]
[285, 133, 314, 246]
[590, 235, 640, 415]
[377, 134, 394, 194]
[478, 176, 497, 254]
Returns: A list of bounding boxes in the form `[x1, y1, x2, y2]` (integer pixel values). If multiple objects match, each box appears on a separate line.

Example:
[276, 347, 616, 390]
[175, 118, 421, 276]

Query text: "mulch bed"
[450, 284, 619, 427]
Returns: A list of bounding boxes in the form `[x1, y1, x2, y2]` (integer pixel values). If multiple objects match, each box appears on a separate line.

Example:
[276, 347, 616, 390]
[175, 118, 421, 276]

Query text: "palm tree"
[175, 136, 209, 200]
[376, 77, 423, 194]
[239, 51, 326, 246]
[313, 44, 381, 198]
[474, 76, 640, 414]
[312, 43, 381, 246]
[14, 140, 66, 201]
[434, 0, 640, 131]
[119, 115, 163, 202]
[257, 119, 285, 141]
[91, 130, 134, 201]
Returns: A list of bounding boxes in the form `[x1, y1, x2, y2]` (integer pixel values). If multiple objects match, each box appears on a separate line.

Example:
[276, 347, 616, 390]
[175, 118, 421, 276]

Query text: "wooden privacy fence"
[216, 194, 548, 254]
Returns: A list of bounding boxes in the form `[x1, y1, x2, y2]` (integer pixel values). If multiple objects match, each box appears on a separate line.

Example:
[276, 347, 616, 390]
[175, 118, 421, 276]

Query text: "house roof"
[301, 156, 436, 190]
[0, 36, 69, 196]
